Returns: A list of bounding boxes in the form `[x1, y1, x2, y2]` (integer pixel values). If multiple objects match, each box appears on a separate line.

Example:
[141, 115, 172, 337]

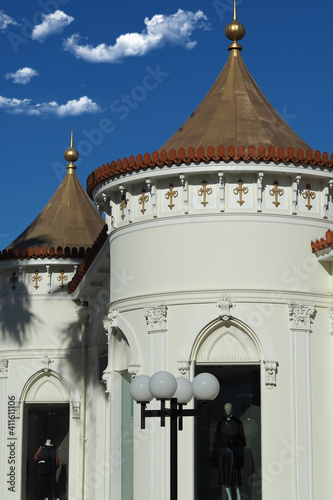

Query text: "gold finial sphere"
[64, 130, 79, 169]
[225, 20, 246, 43]
[64, 146, 79, 163]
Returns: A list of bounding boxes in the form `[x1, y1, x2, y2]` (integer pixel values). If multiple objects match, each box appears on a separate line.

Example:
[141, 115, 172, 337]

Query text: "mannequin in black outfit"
[211, 403, 246, 500]
[33, 438, 60, 500]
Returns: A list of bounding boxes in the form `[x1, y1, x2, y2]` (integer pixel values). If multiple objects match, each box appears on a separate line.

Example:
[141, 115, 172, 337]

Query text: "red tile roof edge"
[87, 145, 333, 199]
[311, 230, 333, 253]
[0, 245, 90, 261]
[68, 224, 108, 294]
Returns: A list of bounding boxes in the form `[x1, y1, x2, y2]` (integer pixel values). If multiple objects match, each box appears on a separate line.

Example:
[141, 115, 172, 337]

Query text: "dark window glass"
[195, 365, 261, 500]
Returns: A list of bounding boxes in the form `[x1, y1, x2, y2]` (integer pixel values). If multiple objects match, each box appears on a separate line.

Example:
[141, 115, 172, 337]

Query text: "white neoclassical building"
[1, 5, 333, 500]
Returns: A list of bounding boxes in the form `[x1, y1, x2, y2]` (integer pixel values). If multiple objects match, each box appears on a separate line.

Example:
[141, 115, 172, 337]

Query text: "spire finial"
[225, 0, 246, 53]
[64, 130, 79, 173]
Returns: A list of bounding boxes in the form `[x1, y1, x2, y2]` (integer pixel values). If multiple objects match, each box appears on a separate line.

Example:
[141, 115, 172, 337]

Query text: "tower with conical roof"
[73, 3, 333, 500]
[6, 132, 105, 253]
[0, 135, 108, 500]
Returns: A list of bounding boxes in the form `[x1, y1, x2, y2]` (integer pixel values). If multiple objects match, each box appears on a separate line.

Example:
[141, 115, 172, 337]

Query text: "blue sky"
[1, 0, 332, 249]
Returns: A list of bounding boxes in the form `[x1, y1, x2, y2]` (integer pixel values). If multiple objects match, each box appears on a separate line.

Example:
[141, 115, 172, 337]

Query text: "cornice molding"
[88, 145, 333, 199]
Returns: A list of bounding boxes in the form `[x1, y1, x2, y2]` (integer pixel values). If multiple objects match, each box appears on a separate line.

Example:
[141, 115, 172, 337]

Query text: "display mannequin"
[212, 403, 246, 500]
[33, 438, 60, 500]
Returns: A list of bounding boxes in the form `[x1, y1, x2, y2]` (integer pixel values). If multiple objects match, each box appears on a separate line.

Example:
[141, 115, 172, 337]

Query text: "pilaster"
[144, 305, 168, 500]
[288, 304, 315, 500]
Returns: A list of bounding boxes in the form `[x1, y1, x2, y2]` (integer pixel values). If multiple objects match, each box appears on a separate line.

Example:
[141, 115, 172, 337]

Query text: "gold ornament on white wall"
[32, 271, 42, 290]
[302, 184, 315, 211]
[234, 179, 248, 206]
[269, 181, 284, 207]
[165, 184, 178, 210]
[198, 181, 212, 207]
[120, 198, 127, 220]
[57, 271, 68, 289]
[139, 189, 149, 214]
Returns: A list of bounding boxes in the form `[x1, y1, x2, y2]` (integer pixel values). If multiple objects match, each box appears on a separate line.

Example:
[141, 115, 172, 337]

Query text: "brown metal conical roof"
[160, 49, 311, 153]
[7, 138, 105, 252]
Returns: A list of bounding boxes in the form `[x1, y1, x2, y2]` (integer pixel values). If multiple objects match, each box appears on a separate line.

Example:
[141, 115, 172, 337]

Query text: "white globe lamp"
[149, 371, 177, 400]
[130, 375, 153, 403]
[174, 377, 193, 404]
[192, 373, 220, 401]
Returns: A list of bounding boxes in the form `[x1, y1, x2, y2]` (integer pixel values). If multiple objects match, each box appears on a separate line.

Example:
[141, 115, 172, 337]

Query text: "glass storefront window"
[195, 365, 261, 500]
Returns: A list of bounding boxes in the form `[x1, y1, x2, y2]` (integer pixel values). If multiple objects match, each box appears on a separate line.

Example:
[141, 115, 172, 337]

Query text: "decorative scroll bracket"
[216, 297, 234, 321]
[264, 361, 278, 389]
[257, 172, 264, 212]
[218, 172, 225, 212]
[71, 401, 80, 420]
[292, 175, 301, 215]
[180, 175, 189, 214]
[41, 354, 53, 373]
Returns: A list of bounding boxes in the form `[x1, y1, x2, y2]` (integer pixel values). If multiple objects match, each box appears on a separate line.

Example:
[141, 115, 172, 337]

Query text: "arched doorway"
[193, 320, 262, 500]
[21, 372, 71, 500]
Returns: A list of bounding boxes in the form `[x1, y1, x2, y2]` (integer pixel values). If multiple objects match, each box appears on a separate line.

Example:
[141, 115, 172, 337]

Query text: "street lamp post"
[130, 371, 220, 500]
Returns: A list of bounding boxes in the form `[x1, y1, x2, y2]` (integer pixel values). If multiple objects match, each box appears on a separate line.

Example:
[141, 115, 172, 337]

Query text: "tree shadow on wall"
[0, 282, 39, 345]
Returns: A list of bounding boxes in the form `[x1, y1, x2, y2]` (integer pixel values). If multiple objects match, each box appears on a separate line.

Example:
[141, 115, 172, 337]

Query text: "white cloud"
[32, 10, 74, 42]
[5, 67, 39, 85]
[63, 9, 209, 63]
[0, 10, 18, 31]
[0, 95, 102, 117]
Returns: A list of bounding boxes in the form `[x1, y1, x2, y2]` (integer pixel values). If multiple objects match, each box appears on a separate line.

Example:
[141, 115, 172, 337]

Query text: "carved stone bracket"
[180, 175, 189, 214]
[257, 172, 264, 212]
[292, 175, 301, 214]
[289, 304, 316, 331]
[71, 401, 80, 420]
[14, 400, 21, 419]
[323, 180, 333, 218]
[102, 371, 112, 396]
[218, 172, 225, 212]
[0, 359, 8, 378]
[144, 305, 167, 333]
[264, 361, 278, 389]
[41, 354, 53, 373]
[216, 297, 234, 321]
[103, 307, 119, 335]
[128, 365, 140, 379]
[46, 265, 51, 294]
[178, 361, 191, 377]
[146, 179, 157, 218]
